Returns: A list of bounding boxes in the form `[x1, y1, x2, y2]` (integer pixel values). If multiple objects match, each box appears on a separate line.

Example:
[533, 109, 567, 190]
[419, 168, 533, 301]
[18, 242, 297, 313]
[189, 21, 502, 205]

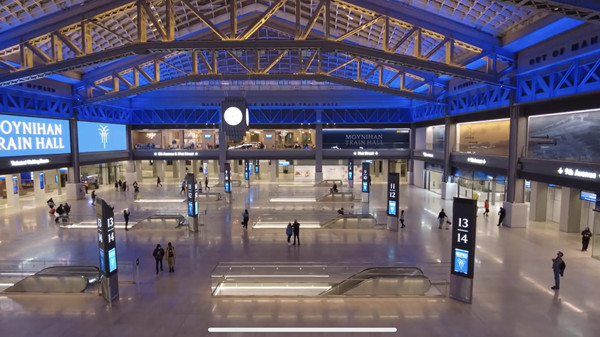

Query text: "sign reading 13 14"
[451, 198, 477, 279]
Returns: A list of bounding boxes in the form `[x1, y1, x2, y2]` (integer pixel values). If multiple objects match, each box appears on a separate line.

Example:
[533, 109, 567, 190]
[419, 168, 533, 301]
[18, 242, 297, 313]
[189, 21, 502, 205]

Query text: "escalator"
[4, 266, 99, 293]
[320, 267, 431, 296]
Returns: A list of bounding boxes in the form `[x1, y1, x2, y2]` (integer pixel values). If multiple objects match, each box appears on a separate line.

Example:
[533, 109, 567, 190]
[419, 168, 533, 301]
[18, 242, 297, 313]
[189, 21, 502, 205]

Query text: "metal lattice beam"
[496, 0, 600, 23]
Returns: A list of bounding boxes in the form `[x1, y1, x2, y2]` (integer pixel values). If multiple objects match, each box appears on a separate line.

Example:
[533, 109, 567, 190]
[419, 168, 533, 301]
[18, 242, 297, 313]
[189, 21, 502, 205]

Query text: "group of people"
[285, 220, 301, 245]
[47, 198, 71, 223]
[180, 177, 210, 194]
[115, 180, 129, 192]
[152, 242, 176, 274]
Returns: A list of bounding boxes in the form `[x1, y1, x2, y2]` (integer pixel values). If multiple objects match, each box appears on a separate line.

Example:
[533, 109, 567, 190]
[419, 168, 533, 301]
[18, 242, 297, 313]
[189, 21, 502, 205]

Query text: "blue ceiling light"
[503, 17, 584, 53]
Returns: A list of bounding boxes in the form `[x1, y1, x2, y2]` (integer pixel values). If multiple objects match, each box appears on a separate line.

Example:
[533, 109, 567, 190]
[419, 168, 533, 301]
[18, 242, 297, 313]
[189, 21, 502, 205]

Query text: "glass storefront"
[454, 169, 506, 206]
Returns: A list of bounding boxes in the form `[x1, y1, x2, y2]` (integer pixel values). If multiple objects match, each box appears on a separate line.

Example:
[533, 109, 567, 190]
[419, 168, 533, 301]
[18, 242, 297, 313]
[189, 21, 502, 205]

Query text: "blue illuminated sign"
[0, 114, 70, 157]
[388, 201, 397, 216]
[278, 160, 290, 167]
[525, 180, 531, 189]
[454, 248, 469, 275]
[224, 181, 231, 193]
[203, 134, 212, 139]
[39, 172, 44, 190]
[77, 121, 127, 153]
[265, 134, 273, 139]
[581, 191, 597, 203]
[362, 181, 368, 192]
[187, 200, 198, 216]
[99, 248, 105, 273]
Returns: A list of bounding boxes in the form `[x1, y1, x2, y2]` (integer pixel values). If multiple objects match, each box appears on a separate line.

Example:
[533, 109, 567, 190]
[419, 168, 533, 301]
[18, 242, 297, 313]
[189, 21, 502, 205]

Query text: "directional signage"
[362, 162, 370, 193]
[96, 197, 117, 277]
[451, 198, 477, 279]
[186, 173, 198, 217]
[224, 163, 231, 193]
[387, 173, 399, 216]
[244, 160, 250, 180]
[348, 159, 354, 180]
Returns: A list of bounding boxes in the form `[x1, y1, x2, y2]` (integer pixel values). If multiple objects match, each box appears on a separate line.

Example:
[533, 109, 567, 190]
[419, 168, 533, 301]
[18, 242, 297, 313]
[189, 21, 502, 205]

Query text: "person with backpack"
[123, 209, 130, 231]
[551, 251, 565, 290]
[498, 207, 506, 227]
[91, 190, 96, 206]
[166, 242, 176, 272]
[63, 203, 71, 217]
[153, 244, 165, 274]
[292, 219, 301, 245]
[286, 223, 293, 246]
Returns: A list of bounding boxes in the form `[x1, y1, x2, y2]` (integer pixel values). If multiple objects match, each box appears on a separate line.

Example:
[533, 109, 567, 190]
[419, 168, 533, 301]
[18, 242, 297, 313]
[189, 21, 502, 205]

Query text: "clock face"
[224, 107, 243, 126]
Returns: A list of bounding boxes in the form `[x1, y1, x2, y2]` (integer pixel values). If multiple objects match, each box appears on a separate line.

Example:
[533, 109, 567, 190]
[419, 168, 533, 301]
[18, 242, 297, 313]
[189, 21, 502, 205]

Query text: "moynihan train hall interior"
[1, 0, 600, 336]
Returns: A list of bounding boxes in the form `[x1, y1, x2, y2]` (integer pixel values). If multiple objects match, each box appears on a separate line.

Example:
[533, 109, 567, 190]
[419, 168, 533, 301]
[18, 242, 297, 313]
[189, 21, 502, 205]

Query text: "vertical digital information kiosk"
[361, 162, 370, 202]
[347, 159, 354, 188]
[224, 163, 232, 203]
[96, 197, 118, 304]
[449, 197, 477, 303]
[186, 173, 199, 231]
[387, 173, 399, 231]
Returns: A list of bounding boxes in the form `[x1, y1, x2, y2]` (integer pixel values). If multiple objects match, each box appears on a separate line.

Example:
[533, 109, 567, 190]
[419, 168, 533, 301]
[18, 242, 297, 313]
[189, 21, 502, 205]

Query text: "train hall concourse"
[2, 0, 600, 336]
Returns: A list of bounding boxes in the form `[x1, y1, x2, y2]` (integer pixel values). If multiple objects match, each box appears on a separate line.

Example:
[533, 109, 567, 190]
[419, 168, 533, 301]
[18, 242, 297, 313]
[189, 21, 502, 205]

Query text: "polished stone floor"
[0, 175, 599, 337]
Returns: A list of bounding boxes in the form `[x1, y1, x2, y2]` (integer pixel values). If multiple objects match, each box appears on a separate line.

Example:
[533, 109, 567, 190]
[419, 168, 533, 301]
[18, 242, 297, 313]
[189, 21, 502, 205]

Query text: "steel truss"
[496, 1, 600, 24]
[0, 88, 72, 118]
[74, 104, 132, 123]
[0, 0, 509, 103]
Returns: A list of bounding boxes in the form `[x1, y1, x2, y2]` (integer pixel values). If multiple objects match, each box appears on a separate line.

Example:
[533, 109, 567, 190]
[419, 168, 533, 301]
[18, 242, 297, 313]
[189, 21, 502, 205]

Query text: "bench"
[149, 212, 187, 226]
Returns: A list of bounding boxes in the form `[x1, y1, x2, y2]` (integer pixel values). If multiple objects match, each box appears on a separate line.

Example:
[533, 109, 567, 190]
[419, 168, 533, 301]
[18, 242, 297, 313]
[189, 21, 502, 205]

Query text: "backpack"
[168, 247, 174, 258]
[155, 248, 163, 259]
[559, 260, 566, 277]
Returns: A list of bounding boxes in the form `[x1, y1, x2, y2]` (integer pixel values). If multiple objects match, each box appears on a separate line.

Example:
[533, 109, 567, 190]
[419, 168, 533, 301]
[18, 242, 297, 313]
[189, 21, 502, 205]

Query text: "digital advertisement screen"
[388, 201, 397, 216]
[108, 248, 117, 273]
[224, 181, 231, 193]
[581, 191, 597, 202]
[204, 134, 212, 139]
[453, 248, 469, 275]
[525, 180, 531, 189]
[265, 134, 273, 139]
[39, 172, 44, 189]
[278, 160, 290, 167]
[224, 163, 231, 193]
[254, 160, 259, 173]
[99, 248, 106, 274]
[0, 114, 71, 157]
[362, 181, 368, 193]
[77, 121, 127, 153]
[12, 175, 18, 194]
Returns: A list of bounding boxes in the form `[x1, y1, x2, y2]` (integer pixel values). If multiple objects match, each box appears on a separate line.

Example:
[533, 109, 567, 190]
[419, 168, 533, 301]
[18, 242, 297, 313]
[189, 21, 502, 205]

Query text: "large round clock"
[224, 106, 243, 126]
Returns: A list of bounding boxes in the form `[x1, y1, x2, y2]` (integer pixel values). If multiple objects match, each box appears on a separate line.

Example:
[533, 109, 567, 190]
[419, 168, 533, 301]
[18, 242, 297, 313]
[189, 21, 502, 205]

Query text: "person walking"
[292, 219, 300, 245]
[166, 242, 176, 272]
[205, 177, 209, 191]
[91, 190, 96, 205]
[152, 244, 165, 274]
[437, 209, 447, 229]
[124, 209, 130, 231]
[180, 181, 186, 194]
[484, 200, 490, 216]
[551, 251, 565, 290]
[157, 176, 162, 188]
[286, 222, 293, 246]
[114, 181, 119, 191]
[400, 210, 405, 228]
[242, 209, 249, 230]
[581, 227, 592, 251]
[498, 207, 506, 227]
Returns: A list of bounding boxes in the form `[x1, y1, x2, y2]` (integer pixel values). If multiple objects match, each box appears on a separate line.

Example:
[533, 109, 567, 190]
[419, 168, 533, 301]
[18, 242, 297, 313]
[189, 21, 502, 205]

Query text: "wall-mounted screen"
[265, 134, 273, 139]
[77, 121, 127, 153]
[0, 114, 70, 157]
[581, 191, 597, 203]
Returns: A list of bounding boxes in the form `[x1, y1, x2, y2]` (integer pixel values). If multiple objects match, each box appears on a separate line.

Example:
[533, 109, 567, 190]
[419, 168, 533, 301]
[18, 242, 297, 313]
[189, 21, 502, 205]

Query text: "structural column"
[441, 116, 457, 200]
[559, 187, 581, 233]
[503, 105, 528, 228]
[101, 164, 110, 185]
[33, 171, 46, 199]
[408, 124, 416, 185]
[3, 175, 20, 206]
[218, 126, 227, 184]
[314, 116, 323, 182]
[154, 160, 165, 182]
[124, 160, 137, 185]
[66, 119, 85, 200]
[271, 160, 279, 181]
[529, 181, 548, 221]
